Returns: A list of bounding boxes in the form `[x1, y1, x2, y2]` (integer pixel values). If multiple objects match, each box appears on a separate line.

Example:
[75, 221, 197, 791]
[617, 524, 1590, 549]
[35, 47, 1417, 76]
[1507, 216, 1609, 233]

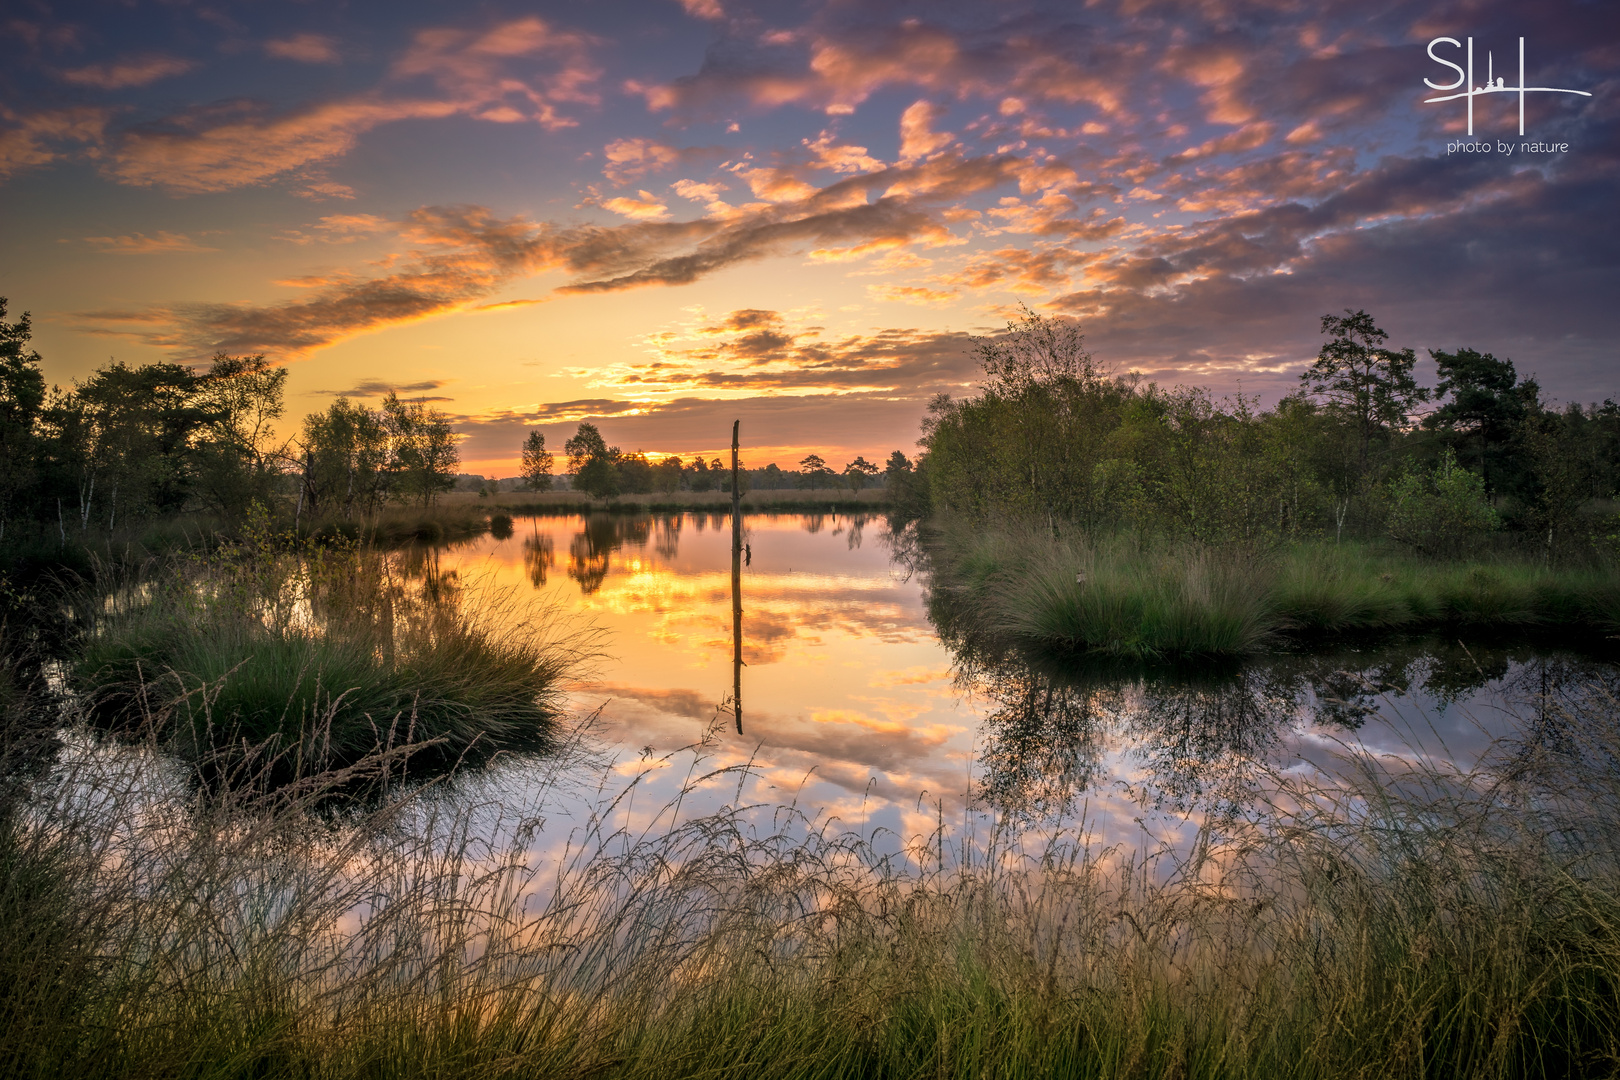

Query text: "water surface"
[430, 512, 1616, 855]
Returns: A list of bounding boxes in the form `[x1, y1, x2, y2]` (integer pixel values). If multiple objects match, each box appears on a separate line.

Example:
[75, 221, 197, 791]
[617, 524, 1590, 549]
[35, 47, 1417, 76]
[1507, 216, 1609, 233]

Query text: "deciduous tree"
[519, 430, 554, 491]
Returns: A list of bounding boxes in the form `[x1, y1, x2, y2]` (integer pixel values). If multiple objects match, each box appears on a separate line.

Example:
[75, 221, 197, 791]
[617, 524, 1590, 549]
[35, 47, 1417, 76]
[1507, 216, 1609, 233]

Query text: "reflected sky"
[433, 512, 1617, 858]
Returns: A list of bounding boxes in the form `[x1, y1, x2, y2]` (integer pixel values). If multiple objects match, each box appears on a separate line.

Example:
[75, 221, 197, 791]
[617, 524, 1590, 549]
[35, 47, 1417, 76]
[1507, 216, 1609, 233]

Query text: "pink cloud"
[265, 34, 341, 64]
[0, 106, 109, 179]
[59, 54, 196, 90]
[100, 16, 603, 194]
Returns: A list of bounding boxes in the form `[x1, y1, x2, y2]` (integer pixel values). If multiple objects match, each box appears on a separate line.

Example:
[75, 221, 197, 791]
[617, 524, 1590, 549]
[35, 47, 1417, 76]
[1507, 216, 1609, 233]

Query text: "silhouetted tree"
[843, 456, 879, 491]
[382, 393, 459, 506]
[1299, 309, 1427, 472]
[1424, 347, 1533, 494]
[0, 299, 46, 540]
[565, 423, 619, 499]
[519, 430, 554, 491]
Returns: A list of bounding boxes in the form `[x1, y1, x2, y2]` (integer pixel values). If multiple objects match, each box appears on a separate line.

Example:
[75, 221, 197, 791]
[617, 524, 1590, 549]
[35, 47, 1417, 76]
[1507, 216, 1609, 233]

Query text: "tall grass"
[931, 521, 1620, 661]
[74, 535, 593, 777]
[2, 680, 1618, 1079]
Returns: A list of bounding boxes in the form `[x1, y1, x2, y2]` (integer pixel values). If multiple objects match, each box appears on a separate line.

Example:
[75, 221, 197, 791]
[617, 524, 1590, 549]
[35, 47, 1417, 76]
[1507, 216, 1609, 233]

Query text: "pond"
[424, 511, 1619, 856]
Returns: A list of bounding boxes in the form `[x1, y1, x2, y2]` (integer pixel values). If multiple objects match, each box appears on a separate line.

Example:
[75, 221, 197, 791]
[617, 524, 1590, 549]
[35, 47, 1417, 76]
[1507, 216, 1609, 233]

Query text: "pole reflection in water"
[730, 419, 743, 734]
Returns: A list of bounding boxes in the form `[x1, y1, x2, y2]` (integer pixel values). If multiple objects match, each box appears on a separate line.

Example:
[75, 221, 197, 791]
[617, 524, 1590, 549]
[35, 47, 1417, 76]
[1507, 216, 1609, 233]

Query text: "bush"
[1388, 449, 1498, 555]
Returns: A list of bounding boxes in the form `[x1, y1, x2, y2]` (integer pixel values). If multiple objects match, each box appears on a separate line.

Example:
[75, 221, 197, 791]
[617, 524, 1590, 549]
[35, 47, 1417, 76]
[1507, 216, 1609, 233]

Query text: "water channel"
[417, 510, 1617, 859]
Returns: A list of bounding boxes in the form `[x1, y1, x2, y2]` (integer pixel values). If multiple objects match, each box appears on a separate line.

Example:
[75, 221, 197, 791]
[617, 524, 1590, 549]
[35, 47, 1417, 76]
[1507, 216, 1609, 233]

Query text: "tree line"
[512, 424, 894, 499]
[0, 296, 900, 548]
[0, 297, 462, 542]
[903, 306, 1620, 559]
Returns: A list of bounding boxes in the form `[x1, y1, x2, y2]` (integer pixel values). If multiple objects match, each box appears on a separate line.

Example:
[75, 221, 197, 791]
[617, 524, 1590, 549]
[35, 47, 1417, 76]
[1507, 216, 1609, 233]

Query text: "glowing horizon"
[3, 1, 1613, 474]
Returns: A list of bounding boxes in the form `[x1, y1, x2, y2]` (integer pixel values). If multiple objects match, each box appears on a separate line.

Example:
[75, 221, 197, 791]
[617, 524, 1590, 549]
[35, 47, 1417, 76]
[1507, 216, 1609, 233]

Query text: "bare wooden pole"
[731, 419, 743, 734]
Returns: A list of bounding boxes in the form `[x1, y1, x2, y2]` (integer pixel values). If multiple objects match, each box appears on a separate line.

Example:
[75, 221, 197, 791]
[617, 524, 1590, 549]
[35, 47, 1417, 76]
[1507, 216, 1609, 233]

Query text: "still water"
[421, 511, 1615, 855]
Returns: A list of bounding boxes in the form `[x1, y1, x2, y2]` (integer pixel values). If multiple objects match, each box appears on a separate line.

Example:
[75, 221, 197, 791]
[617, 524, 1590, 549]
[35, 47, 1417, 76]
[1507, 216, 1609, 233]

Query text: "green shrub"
[1388, 449, 1498, 555]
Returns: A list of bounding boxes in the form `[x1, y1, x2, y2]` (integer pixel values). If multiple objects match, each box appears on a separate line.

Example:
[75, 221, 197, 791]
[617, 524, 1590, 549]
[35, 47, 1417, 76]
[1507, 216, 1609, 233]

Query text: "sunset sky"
[3, 0, 1615, 473]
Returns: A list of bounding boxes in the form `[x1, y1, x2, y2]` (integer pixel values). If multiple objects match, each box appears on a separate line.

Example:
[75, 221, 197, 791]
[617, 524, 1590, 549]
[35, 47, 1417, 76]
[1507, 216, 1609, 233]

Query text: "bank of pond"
[927, 522, 1620, 664]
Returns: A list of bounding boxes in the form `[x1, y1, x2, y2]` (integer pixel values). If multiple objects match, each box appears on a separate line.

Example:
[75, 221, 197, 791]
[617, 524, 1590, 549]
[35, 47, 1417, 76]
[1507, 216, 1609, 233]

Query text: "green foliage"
[0, 299, 46, 540]
[381, 392, 460, 506]
[688, 456, 717, 492]
[618, 451, 655, 495]
[1425, 346, 1532, 493]
[191, 353, 288, 518]
[566, 423, 623, 499]
[797, 453, 836, 490]
[1388, 449, 1499, 555]
[652, 454, 684, 493]
[913, 307, 1618, 563]
[298, 396, 390, 517]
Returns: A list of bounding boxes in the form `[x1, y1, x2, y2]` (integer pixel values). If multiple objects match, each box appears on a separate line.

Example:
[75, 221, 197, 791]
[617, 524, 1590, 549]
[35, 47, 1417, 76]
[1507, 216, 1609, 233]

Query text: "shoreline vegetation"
[928, 522, 1620, 662]
[899, 306, 1620, 663]
[63, 516, 596, 785]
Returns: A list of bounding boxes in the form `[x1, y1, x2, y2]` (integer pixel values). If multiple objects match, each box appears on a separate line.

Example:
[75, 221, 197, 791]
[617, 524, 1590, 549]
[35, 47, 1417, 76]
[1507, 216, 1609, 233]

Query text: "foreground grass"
[931, 522, 1620, 661]
[73, 536, 590, 776]
[2, 684, 1618, 1080]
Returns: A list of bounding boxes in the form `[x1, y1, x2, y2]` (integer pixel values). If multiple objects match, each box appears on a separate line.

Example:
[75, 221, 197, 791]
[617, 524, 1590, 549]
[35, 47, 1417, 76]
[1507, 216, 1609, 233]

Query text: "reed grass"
[1, 679, 1617, 1079]
[302, 502, 500, 547]
[932, 522, 1620, 661]
[73, 540, 592, 776]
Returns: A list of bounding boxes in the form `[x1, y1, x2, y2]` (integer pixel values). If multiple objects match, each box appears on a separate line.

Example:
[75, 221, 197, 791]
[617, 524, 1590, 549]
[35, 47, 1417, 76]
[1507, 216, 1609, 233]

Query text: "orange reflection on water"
[436, 512, 981, 809]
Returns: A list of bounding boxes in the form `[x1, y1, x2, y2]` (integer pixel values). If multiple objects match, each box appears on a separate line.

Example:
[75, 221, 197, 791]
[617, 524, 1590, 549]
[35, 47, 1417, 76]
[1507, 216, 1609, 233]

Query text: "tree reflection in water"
[952, 632, 1617, 824]
[565, 515, 653, 595]
[523, 532, 554, 588]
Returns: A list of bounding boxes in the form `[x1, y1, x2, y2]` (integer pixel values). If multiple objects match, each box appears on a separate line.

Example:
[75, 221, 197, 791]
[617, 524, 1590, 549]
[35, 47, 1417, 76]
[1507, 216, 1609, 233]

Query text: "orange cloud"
[899, 100, 953, 161]
[602, 192, 672, 220]
[81, 231, 217, 254]
[107, 97, 464, 194]
[867, 283, 957, 307]
[603, 137, 680, 182]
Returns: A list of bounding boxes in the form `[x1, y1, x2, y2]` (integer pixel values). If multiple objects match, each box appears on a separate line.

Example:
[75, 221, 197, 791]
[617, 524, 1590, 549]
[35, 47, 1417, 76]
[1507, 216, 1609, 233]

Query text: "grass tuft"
[74, 543, 592, 777]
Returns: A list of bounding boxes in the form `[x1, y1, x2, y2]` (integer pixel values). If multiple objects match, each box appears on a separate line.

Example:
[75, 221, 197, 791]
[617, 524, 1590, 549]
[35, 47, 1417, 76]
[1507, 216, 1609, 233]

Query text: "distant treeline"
[0, 297, 898, 547]
[507, 423, 902, 500]
[896, 306, 1620, 560]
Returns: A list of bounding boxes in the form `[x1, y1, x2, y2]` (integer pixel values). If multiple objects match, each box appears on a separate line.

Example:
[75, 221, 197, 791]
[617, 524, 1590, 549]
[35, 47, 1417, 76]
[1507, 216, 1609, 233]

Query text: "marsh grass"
[2, 679, 1618, 1079]
[302, 502, 500, 547]
[934, 522, 1620, 661]
[73, 534, 592, 778]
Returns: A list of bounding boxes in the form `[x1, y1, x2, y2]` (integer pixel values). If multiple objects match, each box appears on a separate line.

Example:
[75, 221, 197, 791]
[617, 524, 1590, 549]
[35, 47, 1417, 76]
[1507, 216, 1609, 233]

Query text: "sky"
[2, 0, 1616, 474]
